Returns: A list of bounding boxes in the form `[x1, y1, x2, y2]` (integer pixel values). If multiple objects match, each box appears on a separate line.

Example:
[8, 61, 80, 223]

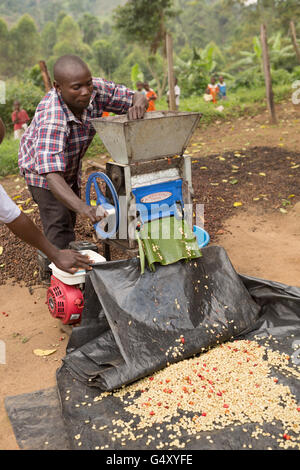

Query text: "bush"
[271, 68, 292, 85]
[0, 137, 20, 176]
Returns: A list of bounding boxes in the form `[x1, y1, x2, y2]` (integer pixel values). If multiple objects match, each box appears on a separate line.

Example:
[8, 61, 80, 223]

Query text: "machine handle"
[85, 172, 120, 239]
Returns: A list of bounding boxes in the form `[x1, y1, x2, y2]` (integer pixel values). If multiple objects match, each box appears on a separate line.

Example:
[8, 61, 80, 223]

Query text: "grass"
[0, 137, 20, 177]
[156, 84, 292, 125]
[0, 84, 292, 177]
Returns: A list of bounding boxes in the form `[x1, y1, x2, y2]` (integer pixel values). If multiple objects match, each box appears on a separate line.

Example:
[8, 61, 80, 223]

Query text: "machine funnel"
[91, 111, 201, 164]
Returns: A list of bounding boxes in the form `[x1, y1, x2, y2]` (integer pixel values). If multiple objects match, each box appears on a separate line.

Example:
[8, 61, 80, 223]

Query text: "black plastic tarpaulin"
[5, 247, 300, 452]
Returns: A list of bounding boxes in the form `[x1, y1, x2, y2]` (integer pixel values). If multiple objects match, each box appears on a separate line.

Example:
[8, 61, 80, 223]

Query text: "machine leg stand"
[104, 242, 111, 261]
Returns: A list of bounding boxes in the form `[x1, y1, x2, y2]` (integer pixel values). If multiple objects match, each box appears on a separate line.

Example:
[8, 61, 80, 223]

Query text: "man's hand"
[7, 212, 95, 275]
[128, 92, 148, 120]
[78, 204, 107, 224]
[52, 249, 93, 274]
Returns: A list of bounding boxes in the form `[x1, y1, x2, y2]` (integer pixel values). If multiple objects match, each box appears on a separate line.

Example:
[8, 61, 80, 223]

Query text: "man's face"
[219, 77, 224, 83]
[55, 67, 94, 113]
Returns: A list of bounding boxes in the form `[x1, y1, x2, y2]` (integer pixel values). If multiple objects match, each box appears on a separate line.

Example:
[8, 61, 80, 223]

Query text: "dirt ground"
[0, 99, 300, 450]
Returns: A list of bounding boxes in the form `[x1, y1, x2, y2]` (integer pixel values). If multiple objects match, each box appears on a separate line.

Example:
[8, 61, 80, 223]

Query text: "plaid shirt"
[18, 78, 134, 189]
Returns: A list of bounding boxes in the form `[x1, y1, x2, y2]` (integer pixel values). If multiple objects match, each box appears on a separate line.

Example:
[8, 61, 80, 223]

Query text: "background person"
[144, 82, 157, 112]
[167, 77, 181, 111]
[11, 100, 30, 140]
[205, 77, 219, 104]
[217, 76, 227, 100]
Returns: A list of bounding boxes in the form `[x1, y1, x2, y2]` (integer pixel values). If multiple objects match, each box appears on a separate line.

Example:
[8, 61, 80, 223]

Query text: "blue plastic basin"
[193, 225, 210, 248]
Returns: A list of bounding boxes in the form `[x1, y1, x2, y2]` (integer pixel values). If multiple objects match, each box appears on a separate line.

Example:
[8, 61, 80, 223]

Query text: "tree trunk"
[290, 21, 300, 64]
[260, 24, 277, 125]
[166, 33, 176, 111]
[39, 61, 52, 93]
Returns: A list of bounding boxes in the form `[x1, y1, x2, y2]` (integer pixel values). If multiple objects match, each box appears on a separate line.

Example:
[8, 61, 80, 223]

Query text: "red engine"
[46, 276, 84, 325]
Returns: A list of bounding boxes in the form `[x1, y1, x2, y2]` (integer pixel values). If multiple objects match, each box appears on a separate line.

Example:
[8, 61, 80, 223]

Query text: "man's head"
[143, 82, 150, 91]
[53, 55, 93, 114]
[136, 81, 144, 92]
[211, 76, 216, 85]
[13, 100, 20, 112]
[0, 118, 5, 144]
[219, 76, 224, 83]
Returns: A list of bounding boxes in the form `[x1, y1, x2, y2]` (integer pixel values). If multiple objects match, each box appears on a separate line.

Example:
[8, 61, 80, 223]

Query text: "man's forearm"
[46, 172, 85, 213]
[46, 172, 101, 224]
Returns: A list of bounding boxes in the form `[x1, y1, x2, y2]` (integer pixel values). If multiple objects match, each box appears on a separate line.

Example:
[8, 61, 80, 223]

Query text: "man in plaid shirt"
[18, 55, 148, 250]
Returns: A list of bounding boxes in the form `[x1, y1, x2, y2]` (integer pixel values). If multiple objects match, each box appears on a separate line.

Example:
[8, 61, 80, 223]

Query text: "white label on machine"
[141, 192, 172, 203]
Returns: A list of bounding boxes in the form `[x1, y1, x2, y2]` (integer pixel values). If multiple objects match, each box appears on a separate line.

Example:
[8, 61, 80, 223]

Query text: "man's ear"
[0, 118, 6, 144]
[53, 81, 61, 94]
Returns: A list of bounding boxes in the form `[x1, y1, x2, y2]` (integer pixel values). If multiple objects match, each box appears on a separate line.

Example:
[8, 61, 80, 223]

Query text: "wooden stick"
[39, 61, 52, 93]
[260, 24, 277, 124]
[166, 33, 176, 111]
[290, 21, 300, 64]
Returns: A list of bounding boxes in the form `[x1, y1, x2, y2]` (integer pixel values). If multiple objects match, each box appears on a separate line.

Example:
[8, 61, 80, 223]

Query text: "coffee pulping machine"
[46, 111, 210, 325]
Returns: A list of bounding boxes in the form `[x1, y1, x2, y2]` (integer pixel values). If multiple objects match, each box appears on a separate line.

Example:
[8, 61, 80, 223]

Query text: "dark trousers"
[28, 185, 78, 249]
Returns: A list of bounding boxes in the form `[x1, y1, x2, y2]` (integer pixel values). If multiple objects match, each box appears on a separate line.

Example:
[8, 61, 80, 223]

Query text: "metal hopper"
[91, 111, 201, 164]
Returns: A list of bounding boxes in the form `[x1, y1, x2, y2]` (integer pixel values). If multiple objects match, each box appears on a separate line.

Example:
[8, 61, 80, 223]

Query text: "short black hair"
[53, 55, 90, 83]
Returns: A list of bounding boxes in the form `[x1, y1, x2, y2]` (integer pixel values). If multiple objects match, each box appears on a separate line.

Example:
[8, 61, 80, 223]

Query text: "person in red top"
[144, 82, 157, 112]
[12, 101, 30, 140]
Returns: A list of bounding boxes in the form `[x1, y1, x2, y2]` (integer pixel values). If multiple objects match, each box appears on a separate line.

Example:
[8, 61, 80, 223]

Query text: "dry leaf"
[0, 246, 3, 255]
[33, 349, 57, 357]
[23, 209, 35, 214]
[233, 202, 243, 207]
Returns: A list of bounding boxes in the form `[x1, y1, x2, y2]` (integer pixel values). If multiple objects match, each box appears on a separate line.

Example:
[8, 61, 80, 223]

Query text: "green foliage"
[0, 137, 20, 177]
[176, 42, 226, 96]
[113, 0, 177, 53]
[78, 13, 101, 44]
[51, 15, 93, 63]
[5, 14, 40, 78]
[131, 64, 144, 89]
[41, 22, 57, 58]
[92, 39, 119, 77]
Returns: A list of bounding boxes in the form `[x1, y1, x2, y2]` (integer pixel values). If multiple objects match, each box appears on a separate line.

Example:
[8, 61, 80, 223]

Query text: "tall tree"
[8, 14, 40, 77]
[79, 13, 101, 44]
[113, 0, 178, 97]
[53, 15, 93, 61]
[113, 0, 177, 53]
[0, 18, 9, 77]
[41, 21, 57, 58]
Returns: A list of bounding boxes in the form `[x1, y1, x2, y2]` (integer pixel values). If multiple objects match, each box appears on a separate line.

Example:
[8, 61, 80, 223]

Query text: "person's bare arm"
[128, 92, 149, 120]
[46, 172, 104, 224]
[7, 212, 92, 273]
